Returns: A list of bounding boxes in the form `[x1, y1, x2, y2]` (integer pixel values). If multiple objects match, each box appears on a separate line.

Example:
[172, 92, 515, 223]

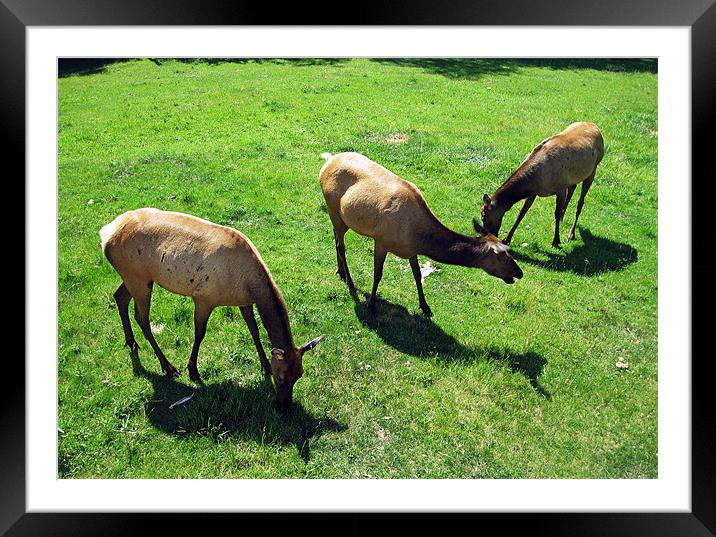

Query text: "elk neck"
[253, 273, 295, 351]
[416, 215, 485, 268]
[491, 162, 540, 216]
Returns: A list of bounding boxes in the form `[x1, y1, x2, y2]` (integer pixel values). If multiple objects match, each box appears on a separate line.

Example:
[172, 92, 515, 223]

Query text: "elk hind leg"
[552, 189, 568, 248]
[333, 227, 347, 282]
[114, 282, 139, 351]
[130, 280, 180, 377]
[564, 184, 577, 215]
[334, 225, 356, 296]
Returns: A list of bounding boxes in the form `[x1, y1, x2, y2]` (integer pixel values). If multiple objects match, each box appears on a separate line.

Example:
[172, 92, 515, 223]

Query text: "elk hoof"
[163, 363, 181, 377]
[551, 241, 562, 249]
[166, 369, 181, 378]
[421, 304, 433, 318]
[188, 372, 202, 383]
[566, 233, 575, 242]
[367, 300, 377, 314]
[187, 366, 202, 382]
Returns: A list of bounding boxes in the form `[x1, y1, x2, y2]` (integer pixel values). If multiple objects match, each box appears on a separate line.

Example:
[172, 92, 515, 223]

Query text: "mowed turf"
[58, 58, 657, 478]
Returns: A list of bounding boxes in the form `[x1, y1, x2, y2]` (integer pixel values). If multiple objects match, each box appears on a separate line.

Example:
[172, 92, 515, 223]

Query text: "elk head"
[270, 335, 324, 412]
[480, 194, 505, 237]
[473, 218, 523, 284]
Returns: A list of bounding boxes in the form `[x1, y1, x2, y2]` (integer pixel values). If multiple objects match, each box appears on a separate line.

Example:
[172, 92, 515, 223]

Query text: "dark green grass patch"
[58, 58, 657, 478]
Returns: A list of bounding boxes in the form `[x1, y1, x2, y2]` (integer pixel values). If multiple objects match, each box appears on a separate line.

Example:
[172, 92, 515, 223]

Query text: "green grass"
[58, 58, 658, 478]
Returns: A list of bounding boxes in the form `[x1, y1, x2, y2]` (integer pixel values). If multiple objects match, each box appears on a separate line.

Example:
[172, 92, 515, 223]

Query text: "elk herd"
[100, 122, 604, 410]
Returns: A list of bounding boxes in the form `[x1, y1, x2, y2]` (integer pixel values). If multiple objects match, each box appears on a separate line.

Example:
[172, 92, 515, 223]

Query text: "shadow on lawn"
[130, 351, 346, 462]
[58, 58, 348, 77]
[371, 58, 656, 80]
[59, 57, 656, 79]
[512, 227, 638, 276]
[58, 58, 127, 77]
[168, 58, 349, 67]
[353, 292, 550, 399]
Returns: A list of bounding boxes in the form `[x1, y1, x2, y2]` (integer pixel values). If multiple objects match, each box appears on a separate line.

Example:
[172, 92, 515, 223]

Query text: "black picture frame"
[5, 0, 715, 534]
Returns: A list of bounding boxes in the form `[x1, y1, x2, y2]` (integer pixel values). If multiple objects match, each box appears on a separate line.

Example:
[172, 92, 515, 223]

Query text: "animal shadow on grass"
[58, 58, 126, 77]
[353, 293, 550, 399]
[370, 58, 656, 81]
[58, 58, 348, 78]
[129, 351, 346, 463]
[513, 228, 638, 276]
[170, 58, 348, 68]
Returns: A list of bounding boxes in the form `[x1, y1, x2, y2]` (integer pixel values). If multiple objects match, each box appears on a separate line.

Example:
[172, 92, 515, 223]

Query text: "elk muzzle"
[275, 382, 294, 413]
[503, 264, 523, 284]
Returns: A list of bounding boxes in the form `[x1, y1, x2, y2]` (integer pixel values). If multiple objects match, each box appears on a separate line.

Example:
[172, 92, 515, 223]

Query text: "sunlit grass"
[58, 58, 657, 478]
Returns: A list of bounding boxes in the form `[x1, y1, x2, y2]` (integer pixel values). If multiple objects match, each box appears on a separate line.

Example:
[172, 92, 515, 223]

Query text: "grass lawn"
[58, 58, 657, 478]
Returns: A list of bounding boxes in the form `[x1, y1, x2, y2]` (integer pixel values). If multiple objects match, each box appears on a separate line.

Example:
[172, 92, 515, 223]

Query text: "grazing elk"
[100, 208, 323, 411]
[481, 122, 605, 248]
[319, 152, 523, 317]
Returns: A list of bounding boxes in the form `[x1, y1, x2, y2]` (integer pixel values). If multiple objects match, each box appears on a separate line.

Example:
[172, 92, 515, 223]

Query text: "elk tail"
[99, 218, 120, 255]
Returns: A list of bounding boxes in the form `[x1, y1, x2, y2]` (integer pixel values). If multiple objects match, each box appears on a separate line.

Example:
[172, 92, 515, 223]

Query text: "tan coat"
[519, 122, 604, 196]
[481, 122, 604, 246]
[319, 152, 440, 259]
[100, 208, 322, 410]
[319, 152, 523, 317]
[101, 208, 269, 307]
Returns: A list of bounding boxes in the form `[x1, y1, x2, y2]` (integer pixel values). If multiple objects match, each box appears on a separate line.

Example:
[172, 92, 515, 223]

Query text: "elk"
[318, 152, 523, 317]
[100, 208, 323, 411]
[481, 122, 605, 248]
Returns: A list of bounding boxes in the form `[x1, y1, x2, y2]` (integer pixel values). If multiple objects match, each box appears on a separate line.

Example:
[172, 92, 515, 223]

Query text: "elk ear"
[482, 194, 492, 209]
[300, 335, 324, 353]
[270, 348, 286, 361]
[473, 217, 488, 236]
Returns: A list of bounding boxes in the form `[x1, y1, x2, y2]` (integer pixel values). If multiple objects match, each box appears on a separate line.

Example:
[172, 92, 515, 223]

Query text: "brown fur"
[100, 208, 322, 411]
[319, 152, 523, 317]
[481, 122, 605, 247]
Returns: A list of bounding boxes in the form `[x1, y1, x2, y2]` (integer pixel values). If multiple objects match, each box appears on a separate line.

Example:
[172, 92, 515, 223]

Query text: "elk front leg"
[367, 243, 387, 314]
[187, 300, 214, 382]
[567, 172, 595, 242]
[504, 194, 536, 245]
[409, 256, 432, 318]
[240, 305, 271, 377]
